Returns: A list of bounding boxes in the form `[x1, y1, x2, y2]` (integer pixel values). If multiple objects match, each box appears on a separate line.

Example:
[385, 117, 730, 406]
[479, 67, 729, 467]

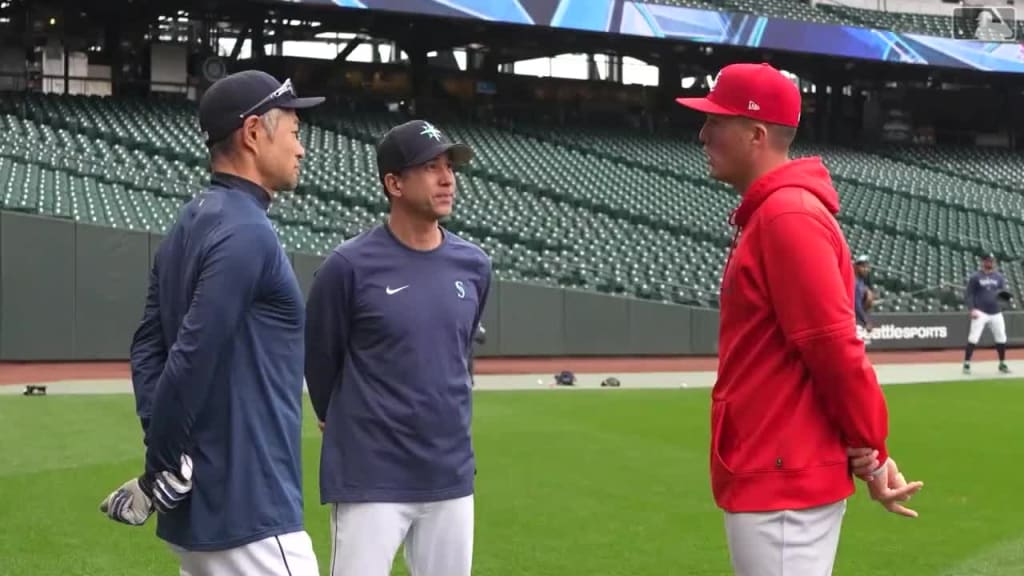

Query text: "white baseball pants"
[724, 499, 847, 576]
[968, 311, 1007, 344]
[328, 494, 474, 576]
[170, 530, 319, 576]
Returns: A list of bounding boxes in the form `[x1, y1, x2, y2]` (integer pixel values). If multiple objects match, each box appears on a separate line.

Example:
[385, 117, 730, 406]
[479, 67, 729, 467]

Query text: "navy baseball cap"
[376, 120, 474, 183]
[199, 70, 325, 145]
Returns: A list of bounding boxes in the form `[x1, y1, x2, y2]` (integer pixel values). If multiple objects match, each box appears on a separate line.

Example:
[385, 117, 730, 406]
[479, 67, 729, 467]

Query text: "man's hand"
[847, 447, 880, 480]
[99, 478, 155, 526]
[867, 458, 924, 518]
[971, 308, 981, 319]
[318, 421, 325, 433]
[100, 454, 193, 525]
[138, 454, 194, 514]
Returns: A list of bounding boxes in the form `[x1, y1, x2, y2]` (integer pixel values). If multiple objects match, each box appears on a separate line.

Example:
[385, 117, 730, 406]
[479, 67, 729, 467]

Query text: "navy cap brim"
[406, 142, 474, 168]
[206, 96, 325, 144]
[277, 95, 326, 110]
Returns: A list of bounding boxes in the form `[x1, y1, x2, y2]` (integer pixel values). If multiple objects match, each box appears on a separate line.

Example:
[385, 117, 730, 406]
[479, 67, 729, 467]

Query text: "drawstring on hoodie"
[722, 209, 742, 287]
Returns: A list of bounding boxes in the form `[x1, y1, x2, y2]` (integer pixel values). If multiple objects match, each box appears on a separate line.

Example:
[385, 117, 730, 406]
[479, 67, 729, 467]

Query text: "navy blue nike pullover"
[130, 172, 307, 551]
[854, 277, 870, 326]
[304, 223, 491, 504]
[966, 270, 1008, 315]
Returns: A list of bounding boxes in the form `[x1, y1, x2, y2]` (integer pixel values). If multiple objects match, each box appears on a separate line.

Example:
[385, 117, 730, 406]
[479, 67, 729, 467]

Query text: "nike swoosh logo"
[386, 285, 409, 295]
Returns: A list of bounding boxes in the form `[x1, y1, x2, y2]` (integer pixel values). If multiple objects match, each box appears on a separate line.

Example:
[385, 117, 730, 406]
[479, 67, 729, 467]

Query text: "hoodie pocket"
[774, 416, 848, 473]
[711, 400, 735, 475]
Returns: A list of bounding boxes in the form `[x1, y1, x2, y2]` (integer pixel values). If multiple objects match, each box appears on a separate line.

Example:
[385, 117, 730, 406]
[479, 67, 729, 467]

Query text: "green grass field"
[1, 380, 1022, 576]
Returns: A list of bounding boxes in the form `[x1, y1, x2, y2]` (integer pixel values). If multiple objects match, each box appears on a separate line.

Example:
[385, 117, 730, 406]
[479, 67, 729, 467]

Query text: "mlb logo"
[952, 6, 1017, 41]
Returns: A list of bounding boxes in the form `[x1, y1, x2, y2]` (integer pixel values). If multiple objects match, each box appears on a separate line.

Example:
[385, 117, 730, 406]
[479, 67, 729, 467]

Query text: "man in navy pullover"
[305, 119, 491, 576]
[100, 70, 324, 575]
[854, 254, 874, 330]
[963, 252, 1012, 374]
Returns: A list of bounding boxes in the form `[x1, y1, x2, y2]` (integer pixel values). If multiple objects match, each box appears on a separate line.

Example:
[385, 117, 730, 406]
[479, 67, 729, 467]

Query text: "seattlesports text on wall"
[857, 323, 950, 341]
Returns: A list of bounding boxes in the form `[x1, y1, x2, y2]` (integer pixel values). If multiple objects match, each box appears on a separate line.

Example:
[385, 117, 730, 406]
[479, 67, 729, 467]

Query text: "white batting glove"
[99, 478, 155, 526]
[140, 454, 194, 514]
[100, 454, 194, 525]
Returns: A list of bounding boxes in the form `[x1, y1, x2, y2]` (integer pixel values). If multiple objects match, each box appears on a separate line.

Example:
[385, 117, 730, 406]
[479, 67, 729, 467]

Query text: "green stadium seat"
[3, 93, 1022, 311]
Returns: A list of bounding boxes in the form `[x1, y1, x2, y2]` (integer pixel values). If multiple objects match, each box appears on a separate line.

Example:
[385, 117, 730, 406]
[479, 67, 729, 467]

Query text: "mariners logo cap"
[198, 70, 325, 145]
[675, 62, 802, 128]
[376, 120, 474, 182]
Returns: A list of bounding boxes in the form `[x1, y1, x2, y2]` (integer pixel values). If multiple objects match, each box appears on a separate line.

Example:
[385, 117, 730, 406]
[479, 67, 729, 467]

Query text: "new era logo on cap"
[676, 63, 802, 128]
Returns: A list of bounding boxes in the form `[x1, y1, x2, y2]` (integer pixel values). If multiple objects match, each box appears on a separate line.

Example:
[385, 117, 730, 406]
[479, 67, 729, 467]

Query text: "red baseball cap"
[676, 62, 802, 128]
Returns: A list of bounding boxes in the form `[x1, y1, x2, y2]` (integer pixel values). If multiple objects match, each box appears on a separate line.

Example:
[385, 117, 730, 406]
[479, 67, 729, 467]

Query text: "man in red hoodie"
[676, 62, 924, 575]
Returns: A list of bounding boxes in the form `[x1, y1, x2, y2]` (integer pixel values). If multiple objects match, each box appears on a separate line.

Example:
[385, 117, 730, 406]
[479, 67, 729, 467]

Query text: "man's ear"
[750, 121, 769, 146]
[240, 116, 263, 154]
[384, 173, 402, 198]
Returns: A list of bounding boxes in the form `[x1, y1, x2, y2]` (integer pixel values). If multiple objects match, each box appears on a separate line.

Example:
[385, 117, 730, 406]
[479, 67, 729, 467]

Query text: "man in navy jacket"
[854, 254, 874, 330]
[963, 252, 1012, 374]
[100, 70, 324, 576]
[305, 120, 491, 576]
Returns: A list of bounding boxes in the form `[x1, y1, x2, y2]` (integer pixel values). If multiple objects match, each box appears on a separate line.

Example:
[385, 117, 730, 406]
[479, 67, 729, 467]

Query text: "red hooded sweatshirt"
[711, 157, 890, 514]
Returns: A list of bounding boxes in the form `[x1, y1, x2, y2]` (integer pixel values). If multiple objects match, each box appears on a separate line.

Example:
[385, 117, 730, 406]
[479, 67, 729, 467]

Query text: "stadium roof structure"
[10, 0, 1023, 91]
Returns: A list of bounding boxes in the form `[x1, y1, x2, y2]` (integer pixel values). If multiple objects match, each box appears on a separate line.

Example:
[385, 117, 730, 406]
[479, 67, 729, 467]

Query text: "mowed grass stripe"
[0, 381, 1020, 575]
[940, 533, 1024, 576]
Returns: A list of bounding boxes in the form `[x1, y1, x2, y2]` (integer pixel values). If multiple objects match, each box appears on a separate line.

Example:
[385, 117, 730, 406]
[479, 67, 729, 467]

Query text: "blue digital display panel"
[297, 0, 1024, 73]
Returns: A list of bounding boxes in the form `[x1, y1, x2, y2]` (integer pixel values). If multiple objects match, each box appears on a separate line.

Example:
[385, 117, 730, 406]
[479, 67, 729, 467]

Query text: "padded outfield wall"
[0, 210, 1016, 361]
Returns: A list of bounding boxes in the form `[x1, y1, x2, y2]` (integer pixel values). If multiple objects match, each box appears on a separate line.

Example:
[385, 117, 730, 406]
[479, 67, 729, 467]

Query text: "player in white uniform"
[963, 252, 1011, 374]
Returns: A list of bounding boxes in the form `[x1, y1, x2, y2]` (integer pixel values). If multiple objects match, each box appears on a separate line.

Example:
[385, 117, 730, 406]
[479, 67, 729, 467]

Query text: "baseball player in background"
[304, 119, 492, 576]
[676, 62, 923, 576]
[99, 70, 323, 575]
[854, 254, 874, 330]
[963, 252, 1011, 374]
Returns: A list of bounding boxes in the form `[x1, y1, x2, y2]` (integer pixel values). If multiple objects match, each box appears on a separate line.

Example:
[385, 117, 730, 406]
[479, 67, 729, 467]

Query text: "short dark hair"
[208, 137, 235, 164]
[767, 124, 797, 149]
[206, 110, 284, 165]
[739, 117, 797, 150]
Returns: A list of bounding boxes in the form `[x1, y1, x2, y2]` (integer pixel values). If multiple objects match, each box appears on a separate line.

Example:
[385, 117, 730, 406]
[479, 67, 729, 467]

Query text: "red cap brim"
[675, 97, 737, 117]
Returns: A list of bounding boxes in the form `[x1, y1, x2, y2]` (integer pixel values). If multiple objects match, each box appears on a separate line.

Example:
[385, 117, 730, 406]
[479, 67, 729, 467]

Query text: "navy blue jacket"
[130, 172, 307, 551]
[854, 277, 870, 326]
[304, 223, 491, 504]
[966, 270, 1008, 315]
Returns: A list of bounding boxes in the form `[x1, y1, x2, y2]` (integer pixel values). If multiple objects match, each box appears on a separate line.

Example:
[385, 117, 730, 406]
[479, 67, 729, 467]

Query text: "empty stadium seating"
[1, 90, 1022, 312]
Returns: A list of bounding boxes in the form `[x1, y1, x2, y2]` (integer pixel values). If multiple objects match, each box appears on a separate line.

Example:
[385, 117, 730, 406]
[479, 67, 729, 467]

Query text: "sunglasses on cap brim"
[238, 78, 295, 119]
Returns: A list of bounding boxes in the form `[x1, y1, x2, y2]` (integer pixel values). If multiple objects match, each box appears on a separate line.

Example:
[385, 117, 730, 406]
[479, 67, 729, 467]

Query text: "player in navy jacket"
[963, 252, 1012, 374]
[99, 71, 324, 576]
[305, 119, 491, 576]
[853, 254, 874, 330]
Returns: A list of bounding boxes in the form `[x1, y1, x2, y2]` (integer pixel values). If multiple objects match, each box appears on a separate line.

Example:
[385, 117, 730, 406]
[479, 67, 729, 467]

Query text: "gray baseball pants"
[724, 499, 847, 576]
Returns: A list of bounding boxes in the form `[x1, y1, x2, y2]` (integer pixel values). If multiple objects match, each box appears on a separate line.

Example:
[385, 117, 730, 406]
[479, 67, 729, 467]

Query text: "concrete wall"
[0, 210, 1014, 361]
